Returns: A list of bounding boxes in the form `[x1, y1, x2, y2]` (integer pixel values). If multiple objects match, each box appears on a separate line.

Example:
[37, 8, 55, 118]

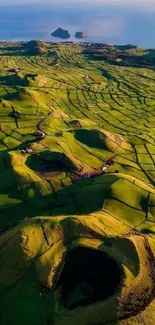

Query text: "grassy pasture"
[0, 42, 155, 229]
[0, 42, 154, 325]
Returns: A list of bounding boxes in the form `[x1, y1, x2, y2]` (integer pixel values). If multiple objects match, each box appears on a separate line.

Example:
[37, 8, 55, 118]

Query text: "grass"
[0, 267, 49, 325]
[0, 213, 151, 325]
[0, 41, 154, 324]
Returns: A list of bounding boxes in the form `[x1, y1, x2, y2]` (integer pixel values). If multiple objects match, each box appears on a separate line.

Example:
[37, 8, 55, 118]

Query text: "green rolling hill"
[0, 41, 154, 325]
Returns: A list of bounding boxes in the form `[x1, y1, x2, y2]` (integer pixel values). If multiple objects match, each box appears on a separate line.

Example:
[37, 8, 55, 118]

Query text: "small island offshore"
[51, 27, 70, 39]
[75, 32, 88, 39]
[51, 27, 88, 39]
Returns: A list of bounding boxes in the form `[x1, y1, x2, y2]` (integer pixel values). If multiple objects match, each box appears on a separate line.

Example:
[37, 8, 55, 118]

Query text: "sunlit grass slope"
[0, 41, 154, 325]
[0, 213, 154, 325]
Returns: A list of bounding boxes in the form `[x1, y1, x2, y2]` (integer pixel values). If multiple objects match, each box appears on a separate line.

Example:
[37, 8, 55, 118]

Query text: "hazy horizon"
[0, 2, 154, 47]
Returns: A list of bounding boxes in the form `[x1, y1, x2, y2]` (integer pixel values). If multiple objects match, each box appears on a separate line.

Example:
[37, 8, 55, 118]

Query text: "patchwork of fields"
[0, 42, 154, 325]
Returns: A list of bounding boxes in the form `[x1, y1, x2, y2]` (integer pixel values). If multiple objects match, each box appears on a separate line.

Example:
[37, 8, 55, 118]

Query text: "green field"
[0, 41, 154, 325]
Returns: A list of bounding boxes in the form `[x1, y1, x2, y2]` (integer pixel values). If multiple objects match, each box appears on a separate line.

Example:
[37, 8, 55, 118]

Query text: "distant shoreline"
[0, 40, 152, 50]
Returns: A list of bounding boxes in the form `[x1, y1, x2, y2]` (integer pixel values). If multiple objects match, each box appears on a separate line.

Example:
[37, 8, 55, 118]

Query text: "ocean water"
[0, 3, 154, 48]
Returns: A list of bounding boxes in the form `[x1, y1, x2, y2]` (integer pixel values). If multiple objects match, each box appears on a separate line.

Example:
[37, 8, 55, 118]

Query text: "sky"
[0, 0, 154, 47]
[0, 0, 155, 7]
[0, 0, 152, 3]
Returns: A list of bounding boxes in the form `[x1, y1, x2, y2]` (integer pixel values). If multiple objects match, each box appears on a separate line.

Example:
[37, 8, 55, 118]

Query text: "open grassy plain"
[0, 41, 154, 325]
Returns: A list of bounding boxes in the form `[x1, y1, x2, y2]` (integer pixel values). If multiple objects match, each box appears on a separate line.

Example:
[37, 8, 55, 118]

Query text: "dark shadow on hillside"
[0, 52, 38, 56]
[56, 246, 123, 310]
[26, 150, 80, 173]
[74, 129, 106, 149]
[2, 87, 37, 101]
[27, 151, 69, 173]
[0, 74, 29, 87]
[2, 91, 19, 101]
[82, 44, 155, 68]
[140, 228, 155, 235]
[0, 173, 114, 227]
[0, 73, 39, 88]
[0, 45, 23, 51]
[0, 45, 27, 56]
